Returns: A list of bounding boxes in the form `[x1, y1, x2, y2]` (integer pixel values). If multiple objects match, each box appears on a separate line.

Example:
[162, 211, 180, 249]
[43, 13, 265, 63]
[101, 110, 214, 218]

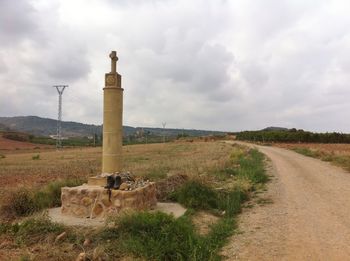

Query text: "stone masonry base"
[61, 182, 157, 218]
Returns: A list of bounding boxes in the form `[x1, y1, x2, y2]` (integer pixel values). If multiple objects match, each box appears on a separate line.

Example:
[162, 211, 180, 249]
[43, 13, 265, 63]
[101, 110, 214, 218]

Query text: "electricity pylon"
[53, 85, 68, 149]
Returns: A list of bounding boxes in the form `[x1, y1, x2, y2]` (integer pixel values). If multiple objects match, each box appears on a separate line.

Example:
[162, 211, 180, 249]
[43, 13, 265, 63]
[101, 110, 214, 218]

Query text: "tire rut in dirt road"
[222, 143, 350, 261]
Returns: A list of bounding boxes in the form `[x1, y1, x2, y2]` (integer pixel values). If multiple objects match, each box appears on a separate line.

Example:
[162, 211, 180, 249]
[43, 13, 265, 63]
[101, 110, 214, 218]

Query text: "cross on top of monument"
[109, 51, 118, 73]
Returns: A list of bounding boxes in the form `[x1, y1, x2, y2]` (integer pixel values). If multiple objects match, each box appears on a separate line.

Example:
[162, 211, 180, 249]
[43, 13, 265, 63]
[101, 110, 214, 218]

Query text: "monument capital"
[109, 51, 118, 73]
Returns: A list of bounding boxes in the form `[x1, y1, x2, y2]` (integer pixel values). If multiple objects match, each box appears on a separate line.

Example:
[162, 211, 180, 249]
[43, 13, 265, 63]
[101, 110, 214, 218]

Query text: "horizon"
[2, 115, 350, 134]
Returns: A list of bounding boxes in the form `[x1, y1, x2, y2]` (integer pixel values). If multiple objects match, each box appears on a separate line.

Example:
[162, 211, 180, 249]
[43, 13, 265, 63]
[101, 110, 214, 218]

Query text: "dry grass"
[275, 143, 350, 171]
[0, 141, 268, 261]
[0, 141, 232, 198]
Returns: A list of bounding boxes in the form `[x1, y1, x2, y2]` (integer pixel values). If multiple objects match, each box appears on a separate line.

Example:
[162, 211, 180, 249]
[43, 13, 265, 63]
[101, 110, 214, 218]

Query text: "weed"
[32, 154, 40, 160]
[0, 154, 5, 159]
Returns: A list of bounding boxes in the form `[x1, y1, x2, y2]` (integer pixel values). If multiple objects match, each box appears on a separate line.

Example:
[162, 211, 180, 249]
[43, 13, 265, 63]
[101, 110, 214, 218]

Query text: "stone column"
[102, 51, 123, 173]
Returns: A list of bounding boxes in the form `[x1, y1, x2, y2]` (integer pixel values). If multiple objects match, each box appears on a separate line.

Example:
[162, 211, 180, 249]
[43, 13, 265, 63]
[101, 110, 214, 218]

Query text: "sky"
[0, 0, 350, 132]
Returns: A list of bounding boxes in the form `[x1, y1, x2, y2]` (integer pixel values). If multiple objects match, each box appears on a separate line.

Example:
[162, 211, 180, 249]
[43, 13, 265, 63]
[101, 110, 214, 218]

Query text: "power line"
[53, 85, 68, 149]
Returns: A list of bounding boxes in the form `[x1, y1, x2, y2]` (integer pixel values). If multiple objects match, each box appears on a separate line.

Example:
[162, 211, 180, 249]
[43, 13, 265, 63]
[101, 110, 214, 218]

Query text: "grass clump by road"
[99, 211, 237, 261]
[1, 178, 85, 218]
[292, 147, 320, 157]
[292, 146, 350, 171]
[236, 149, 268, 184]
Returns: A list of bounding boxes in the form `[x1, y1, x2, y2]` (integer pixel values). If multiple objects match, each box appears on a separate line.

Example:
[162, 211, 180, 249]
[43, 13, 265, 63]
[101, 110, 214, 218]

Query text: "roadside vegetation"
[274, 143, 350, 172]
[236, 129, 350, 143]
[0, 142, 268, 260]
[1, 178, 85, 219]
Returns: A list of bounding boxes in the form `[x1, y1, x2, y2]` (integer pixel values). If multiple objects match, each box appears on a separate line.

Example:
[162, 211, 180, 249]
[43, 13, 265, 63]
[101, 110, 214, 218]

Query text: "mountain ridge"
[0, 116, 224, 137]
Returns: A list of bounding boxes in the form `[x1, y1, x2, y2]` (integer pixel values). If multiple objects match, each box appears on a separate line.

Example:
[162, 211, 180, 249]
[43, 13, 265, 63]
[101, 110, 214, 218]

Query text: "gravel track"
[222, 143, 350, 261]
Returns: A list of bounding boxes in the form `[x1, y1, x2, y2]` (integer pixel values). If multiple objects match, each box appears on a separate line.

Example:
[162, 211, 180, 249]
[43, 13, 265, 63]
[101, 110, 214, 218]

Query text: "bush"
[1, 178, 85, 218]
[4, 189, 38, 216]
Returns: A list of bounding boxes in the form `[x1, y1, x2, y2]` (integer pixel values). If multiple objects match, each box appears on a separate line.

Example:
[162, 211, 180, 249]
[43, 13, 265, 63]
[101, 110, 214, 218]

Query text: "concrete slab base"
[48, 202, 187, 227]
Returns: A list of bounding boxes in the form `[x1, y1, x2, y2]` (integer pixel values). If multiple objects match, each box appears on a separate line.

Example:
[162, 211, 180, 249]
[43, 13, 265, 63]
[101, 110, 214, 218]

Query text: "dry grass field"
[0, 140, 269, 261]
[0, 141, 233, 201]
[274, 143, 350, 171]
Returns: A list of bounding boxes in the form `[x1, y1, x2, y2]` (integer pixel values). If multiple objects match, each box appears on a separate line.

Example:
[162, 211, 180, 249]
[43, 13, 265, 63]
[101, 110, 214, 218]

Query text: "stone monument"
[60, 51, 157, 218]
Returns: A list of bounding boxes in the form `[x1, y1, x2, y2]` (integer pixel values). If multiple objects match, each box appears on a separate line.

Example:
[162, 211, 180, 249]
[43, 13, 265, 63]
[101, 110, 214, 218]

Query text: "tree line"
[236, 129, 350, 143]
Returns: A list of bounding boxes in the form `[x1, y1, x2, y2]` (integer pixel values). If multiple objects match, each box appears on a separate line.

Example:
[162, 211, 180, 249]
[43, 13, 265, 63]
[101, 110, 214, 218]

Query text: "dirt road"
[222, 143, 350, 261]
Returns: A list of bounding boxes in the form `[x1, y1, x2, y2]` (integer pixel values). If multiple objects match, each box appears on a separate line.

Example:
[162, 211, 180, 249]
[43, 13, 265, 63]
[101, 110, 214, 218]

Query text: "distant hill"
[261, 126, 290, 132]
[0, 116, 223, 138]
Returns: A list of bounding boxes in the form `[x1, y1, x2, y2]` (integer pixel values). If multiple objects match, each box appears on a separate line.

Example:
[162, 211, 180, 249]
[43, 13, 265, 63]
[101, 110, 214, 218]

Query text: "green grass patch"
[99, 211, 236, 261]
[0, 216, 65, 245]
[292, 147, 320, 158]
[170, 180, 219, 210]
[170, 180, 247, 218]
[236, 149, 268, 184]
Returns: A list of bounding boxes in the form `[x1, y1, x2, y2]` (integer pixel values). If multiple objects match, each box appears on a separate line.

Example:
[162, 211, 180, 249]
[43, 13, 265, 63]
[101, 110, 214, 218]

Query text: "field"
[0, 140, 268, 260]
[0, 135, 53, 151]
[274, 143, 350, 171]
[0, 141, 233, 195]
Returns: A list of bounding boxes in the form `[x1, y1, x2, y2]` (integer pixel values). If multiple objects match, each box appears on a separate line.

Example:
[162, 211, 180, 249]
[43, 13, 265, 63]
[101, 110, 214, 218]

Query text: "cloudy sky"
[0, 0, 349, 132]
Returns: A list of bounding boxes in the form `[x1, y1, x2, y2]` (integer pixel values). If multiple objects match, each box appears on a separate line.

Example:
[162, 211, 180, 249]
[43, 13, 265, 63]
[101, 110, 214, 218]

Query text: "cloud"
[0, 0, 350, 132]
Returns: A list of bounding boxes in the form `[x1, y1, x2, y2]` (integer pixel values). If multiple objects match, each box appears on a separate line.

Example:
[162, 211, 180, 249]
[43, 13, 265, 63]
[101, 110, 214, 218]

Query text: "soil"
[0, 135, 53, 151]
[222, 143, 350, 261]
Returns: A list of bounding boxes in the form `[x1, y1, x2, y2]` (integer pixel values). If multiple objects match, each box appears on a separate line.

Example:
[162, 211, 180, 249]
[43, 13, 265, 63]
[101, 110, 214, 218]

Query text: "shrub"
[1, 178, 85, 218]
[3, 188, 38, 217]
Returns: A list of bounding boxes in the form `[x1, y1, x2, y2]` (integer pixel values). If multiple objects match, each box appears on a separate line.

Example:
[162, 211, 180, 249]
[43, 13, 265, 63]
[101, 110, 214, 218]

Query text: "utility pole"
[53, 85, 68, 149]
[162, 122, 166, 143]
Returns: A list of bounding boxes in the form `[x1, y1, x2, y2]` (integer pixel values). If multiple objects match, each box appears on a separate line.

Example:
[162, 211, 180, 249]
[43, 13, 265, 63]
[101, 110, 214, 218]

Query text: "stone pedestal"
[61, 183, 157, 218]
